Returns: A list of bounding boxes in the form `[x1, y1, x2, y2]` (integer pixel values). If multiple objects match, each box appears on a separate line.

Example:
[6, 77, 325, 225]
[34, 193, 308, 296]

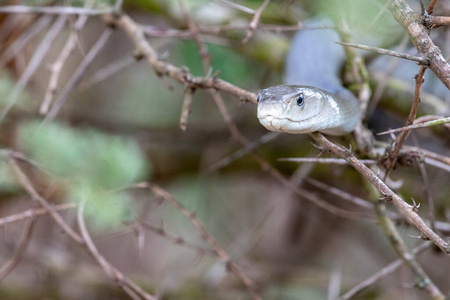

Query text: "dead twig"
[40, 0, 93, 114]
[242, 0, 271, 44]
[377, 116, 450, 135]
[77, 200, 157, 300]
[1, 15, 67, 121]
[45, 28, 114, 120]
[383, 66, 427, 175]
[0, 5, 113, 15]
[0, 217, 36, 281]
[105, 14, 256, 103]
[336, 42, 427, 64]
[138, 182, 263, 300]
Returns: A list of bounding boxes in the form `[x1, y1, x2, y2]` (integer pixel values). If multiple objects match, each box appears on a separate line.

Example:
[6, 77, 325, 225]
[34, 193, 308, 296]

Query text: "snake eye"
[296, 93, 304, 106]
[256, 95, 260, 102]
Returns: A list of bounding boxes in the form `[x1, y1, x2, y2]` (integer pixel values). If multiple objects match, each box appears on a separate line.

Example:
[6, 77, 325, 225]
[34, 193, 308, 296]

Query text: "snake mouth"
[258, 114, 315, 123]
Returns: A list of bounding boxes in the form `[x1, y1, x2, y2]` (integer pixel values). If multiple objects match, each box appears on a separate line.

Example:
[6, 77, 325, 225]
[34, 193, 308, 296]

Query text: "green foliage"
[0, 71, 28, 110]
[0, 159, 19, 192]
[18, 121, 149, 228]
[68, 181, 133, 229]
[175, 41, 255, 85]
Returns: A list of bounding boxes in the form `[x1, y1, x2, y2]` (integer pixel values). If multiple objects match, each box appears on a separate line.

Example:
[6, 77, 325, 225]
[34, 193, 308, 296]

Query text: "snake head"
[256, 85, 327, 134]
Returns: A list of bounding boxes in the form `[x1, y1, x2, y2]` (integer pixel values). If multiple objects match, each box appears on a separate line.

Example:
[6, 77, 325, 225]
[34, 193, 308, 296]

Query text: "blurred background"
[0, 0, 449, 299]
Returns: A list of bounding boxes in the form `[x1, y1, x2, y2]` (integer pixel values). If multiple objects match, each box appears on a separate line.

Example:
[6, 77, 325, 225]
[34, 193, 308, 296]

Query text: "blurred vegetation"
[0, 0, 448, 300]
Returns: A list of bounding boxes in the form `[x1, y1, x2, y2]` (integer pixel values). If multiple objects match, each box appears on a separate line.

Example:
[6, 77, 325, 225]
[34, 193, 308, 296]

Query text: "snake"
[256, 20, 361, 136]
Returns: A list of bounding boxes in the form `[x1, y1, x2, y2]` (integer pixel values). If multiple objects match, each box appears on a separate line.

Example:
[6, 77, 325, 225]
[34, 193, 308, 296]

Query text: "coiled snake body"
[256, 20, 361, 136]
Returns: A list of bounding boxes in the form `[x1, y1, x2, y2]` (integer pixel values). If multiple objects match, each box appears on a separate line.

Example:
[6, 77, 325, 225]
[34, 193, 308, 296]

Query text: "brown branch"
[0, 5, 113, 15]
[179, 87, 195, 131]
[139, 221, 216, 256]
[0, 15, 52, 69]
[389, 0, 450, 89]
[8, 158, 83, 244]
[178, 0, 210, 73]
[418, 157, 436, 232]
[206, 132, 280, 173]
[278, 157, 378, 165]
[138, 182, 263, 300]
[377, 115, 450, 135]
[0, 203, 76, 227]
[426, 0, 438, 15]
[77, 201, 157, 300]
[8, 157, 155, 299]
[45, 28, 114, 120]
[242, 0, 271, 44]
[427, 16, 450, 29]
[1, 15, 67, 120]
[79, 52, 137, 91]
[383, 66, 427, 174]
[40, 0, 93, 114]
[309, 132, 450, 255]
[141, 23, 332, 38]
[336, 42, 427, 64]
[105, 13, 256, 104]
[0, 216, 36, 281]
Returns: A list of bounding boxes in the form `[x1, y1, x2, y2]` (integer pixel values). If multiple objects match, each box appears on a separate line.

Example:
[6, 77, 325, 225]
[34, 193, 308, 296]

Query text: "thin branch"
[139, 182, 262, 300]
[178, 0, 210, 73]
[0, 217, 36, 281]
[1, 15, 67, 121]
[377, 116, 450, 135]
[114, 0, 125, 12]
[426, 16, 450, 29]
[141, 23, 332, 38]
[7, 158, 83, 244]
[336, 42, 427, 64]
[139, 221, 216, 256]
[179, 87, 195, 131]
[426, 0, 438, 15]
[383, 66, 427, 175]
[45, 28, 114, 120]
[389, 0, 450, 89]
[105, 14, 256, 104]
[309, 132, 450, 255]
[77, 200, 157, 300]
[206, 132, 280, 173]
[41, 1, 93, 114]
[242, 0, 271, 43]
[0, 15, 52, 69]
[278, 157, 378, 165]
[340, 242, 431, 300]
[0, 6, 113, 15]
[214, 0, 255, 14]
[79, 52, 137, 91]
[418, 157, 436, 232]
[0, 203, 76, 227]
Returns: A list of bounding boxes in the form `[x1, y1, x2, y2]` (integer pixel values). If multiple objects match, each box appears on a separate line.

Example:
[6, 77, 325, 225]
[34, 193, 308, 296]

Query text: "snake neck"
[284, 18, 346, 95]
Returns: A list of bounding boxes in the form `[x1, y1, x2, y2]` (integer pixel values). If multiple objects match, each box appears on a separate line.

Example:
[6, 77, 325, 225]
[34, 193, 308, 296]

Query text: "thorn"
[378, 193, 392, 201]
[411, 197, 421, 213]
[408, 234, 430, 241]
[311, 142, 330, 157]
